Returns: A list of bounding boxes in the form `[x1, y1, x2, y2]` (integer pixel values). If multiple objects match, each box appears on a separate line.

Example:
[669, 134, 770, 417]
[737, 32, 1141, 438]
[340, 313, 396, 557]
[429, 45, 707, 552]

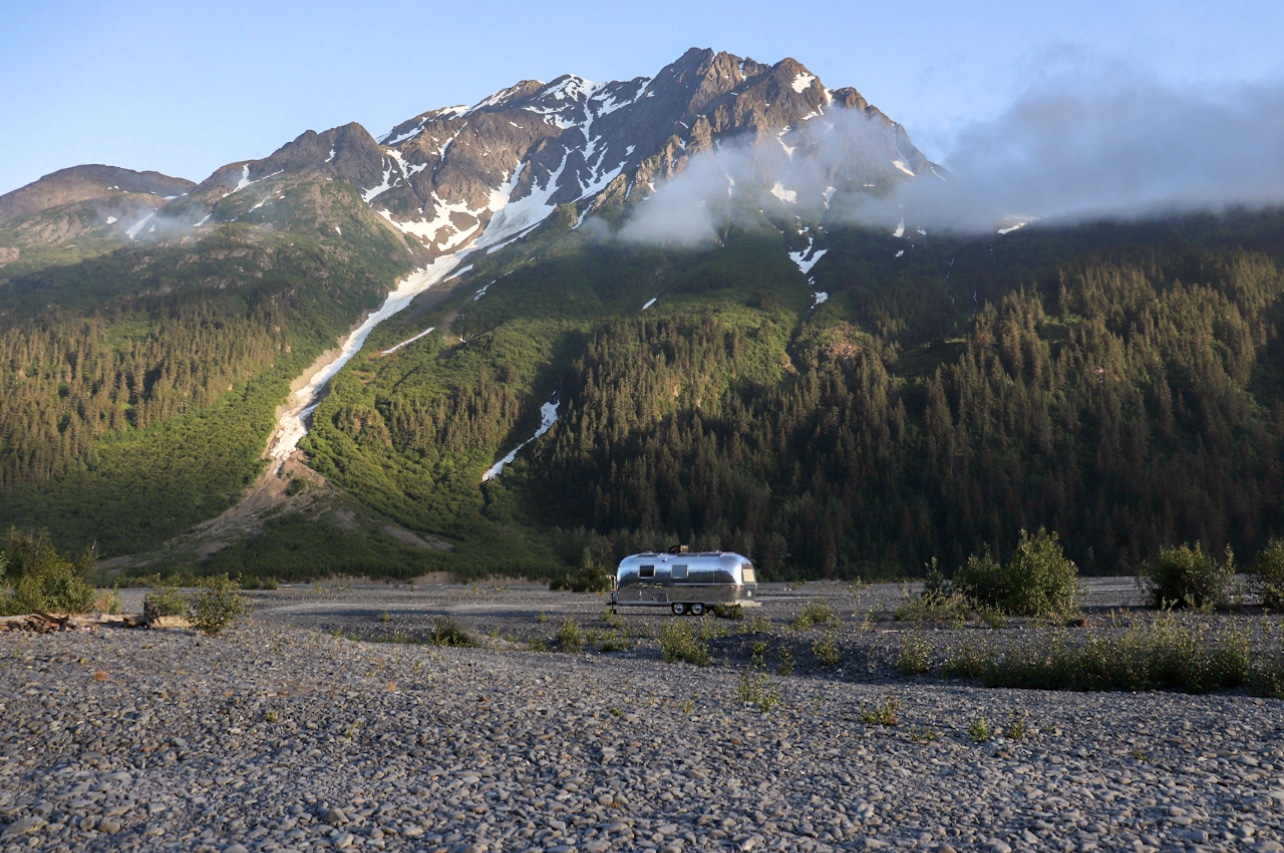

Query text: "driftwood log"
[0, 611, 190, 633]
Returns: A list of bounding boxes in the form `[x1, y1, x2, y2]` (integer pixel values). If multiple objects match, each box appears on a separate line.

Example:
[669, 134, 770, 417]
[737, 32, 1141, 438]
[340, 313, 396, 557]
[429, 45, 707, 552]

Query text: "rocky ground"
[1, 581, 1282, 852]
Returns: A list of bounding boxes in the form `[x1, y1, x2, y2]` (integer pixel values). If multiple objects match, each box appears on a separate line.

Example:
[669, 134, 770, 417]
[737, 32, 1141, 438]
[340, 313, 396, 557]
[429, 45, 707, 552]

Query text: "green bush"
[549, 565, 614, 593]
[0, 529, 96, 615]
[897, 631, 933, 675]
[812, 628, 843, 668]
[943, 614, 1254, 694]
[954, 529, 1079, 619]
[188, 574, 248, 635]
[791, 598, 837, 630]
[1001, 529, 1081, 619]
[1252, 539, 1284, 610]
[713, 603, 744, 620]
[143, 581, 188, 618]
[657, 620, 712, 666]
[894, 589, 972, 626]
[556, 617, 585, 652]
[952, 549, 1006, 612]
[429, 617, 475, 647]
[1139, 543, 1233, 610]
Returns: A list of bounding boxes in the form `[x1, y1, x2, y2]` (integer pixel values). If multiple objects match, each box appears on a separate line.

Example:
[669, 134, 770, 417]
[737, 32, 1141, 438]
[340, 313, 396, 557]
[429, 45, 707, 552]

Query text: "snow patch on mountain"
[481, 398, 560, 482]
[267, 255, 463, 470]
[126, 212, 155, 240]
[788, 240, 827, 275]
[380, 326, 436, 356]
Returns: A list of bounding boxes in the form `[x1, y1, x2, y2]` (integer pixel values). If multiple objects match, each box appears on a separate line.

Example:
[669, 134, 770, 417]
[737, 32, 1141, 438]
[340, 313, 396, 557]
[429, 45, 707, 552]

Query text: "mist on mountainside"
[619, 60, 1284, 241]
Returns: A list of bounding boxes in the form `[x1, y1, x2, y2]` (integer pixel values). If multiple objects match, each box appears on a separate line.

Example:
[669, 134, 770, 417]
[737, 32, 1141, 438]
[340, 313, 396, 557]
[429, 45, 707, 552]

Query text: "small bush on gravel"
[429, 617, 474, 647]
[812, 628, 842, 668]
[550, 549, 614, 593]
[859, 692, 900, 726]
[1252, 539, 1284, 610]
[955, 529, 1080, 619]
[894, 588, 971, 626]
[941, 639, 991, 680]
[1139, 543, 1234, 610]
[1002, 710, 1029, 740]
[736, 670, 780, 713]
[791, 598, 837, 630]
[599, 631, 632, 652]
[0, 529, 96, 616]
[945, 614, 1255, 694]
[897, 631, 932, 675]
[188, 574, 248, 635]
[968, 714, 993, 743]
[556, 617, 585, 653]
[658, 620, 712, 666]
[713, 603, 743, 620]
[144, 580, 188, 619]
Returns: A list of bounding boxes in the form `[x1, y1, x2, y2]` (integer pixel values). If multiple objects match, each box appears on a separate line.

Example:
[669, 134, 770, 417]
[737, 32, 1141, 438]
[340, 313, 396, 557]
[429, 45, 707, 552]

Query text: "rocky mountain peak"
[27, 48, 938, 260]
[0, 165, 194, 225]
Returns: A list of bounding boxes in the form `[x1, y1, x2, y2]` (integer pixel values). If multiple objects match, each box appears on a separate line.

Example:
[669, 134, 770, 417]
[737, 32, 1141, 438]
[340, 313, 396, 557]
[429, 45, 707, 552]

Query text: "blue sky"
[2, 0, 1282, 196]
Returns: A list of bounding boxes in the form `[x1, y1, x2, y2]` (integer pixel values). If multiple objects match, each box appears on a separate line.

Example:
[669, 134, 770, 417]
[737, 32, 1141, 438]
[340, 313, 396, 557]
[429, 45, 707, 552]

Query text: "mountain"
[0, 164, 194, 225]
[2, 48, 1283, 584]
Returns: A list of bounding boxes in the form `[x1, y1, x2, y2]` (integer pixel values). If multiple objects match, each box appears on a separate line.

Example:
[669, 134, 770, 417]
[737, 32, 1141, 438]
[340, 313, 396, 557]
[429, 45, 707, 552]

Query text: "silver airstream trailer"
[611, 550, 759, 615]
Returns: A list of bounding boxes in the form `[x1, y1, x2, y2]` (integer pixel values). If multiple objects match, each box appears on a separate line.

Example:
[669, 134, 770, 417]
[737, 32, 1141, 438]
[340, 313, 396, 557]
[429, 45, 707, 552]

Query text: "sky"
[2, 0, 1282, 198]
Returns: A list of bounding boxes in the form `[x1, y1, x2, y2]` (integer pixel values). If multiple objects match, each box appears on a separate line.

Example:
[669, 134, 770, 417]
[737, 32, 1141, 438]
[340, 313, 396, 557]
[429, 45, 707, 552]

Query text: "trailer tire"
[690, 603, 705, 616]
[671, 603, 687, 616]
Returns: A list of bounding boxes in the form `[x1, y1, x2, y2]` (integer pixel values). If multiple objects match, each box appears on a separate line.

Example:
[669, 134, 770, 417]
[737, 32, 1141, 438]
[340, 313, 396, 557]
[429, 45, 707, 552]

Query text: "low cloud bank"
[618, 59, 1284, 241]
[919, 60, 1284, 230]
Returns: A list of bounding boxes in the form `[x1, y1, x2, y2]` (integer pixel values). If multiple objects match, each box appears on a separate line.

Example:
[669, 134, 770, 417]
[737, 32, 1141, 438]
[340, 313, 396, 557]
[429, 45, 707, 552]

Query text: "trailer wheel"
[689, 603, 705, 616]
[671, 603, 687, 616]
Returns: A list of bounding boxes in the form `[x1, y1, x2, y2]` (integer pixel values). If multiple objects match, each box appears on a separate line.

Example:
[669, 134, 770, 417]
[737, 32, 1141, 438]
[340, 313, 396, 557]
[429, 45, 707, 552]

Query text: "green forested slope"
[298, 210, 1284, 579]
[0, 180, 415, 555]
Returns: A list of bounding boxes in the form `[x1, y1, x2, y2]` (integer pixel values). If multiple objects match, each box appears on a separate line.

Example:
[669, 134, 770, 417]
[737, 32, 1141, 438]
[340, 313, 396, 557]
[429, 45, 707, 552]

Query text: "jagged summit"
[2, 48, 939, 259]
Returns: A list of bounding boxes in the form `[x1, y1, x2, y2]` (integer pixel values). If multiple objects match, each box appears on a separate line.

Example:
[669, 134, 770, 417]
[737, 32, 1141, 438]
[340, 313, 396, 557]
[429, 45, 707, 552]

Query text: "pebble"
[0, 583, 1280, 853]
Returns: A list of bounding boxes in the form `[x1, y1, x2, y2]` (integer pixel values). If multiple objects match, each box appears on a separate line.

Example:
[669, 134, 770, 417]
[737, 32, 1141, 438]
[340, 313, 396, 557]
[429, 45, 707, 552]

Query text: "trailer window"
[639, 565, 655, 578]
[672, 564, 688, 580]
[742, 565, 756, 584]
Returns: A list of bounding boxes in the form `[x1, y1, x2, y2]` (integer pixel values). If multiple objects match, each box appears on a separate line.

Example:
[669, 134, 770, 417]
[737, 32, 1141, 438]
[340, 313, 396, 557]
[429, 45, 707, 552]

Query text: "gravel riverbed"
[1, 581, 1282, 852]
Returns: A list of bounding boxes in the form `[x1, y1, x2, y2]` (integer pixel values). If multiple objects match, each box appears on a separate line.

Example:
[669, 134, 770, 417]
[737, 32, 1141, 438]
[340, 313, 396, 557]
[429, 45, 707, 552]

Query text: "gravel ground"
[1, 580, 1282, 852]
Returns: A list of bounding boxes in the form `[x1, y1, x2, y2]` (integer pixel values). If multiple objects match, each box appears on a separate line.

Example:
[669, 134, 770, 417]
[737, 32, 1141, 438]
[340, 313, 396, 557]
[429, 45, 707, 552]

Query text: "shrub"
[791, 598, 836, 630]
[188, 574, 248, 635]
[1001, 529, 1080, 619]
[713, 603, 744, 620]
[946, 614, 1253, 694]
[955, 529, 1079, 619]
[144, 580, 188, 619]
[812, 628, 842, 668]
[1252, 539, 1284, 610]
[968, 714, 993, 743]
[894, 589, 971, 626]
[859, 692, 900, 725]
[429, 617, 474, 647]
[658, 620, 711, 666]
[737, 669, 781, 713]
[556, 617, 585, 653]
[1139, 544, 1233, 610]
[897, 631, 932, 675]
[599, 631, 632, 652]
[952, 549, 1006, 612]
[549, 554, 614, 593]
[0, 529, 96, 615]
[1002, 710, 1029, 740]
